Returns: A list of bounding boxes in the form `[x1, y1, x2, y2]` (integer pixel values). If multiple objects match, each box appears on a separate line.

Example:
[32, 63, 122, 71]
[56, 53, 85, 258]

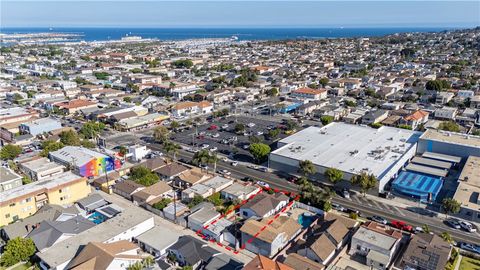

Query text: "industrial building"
[453, 156, 480, 223]
[417, 129, 480, 159]
[49, 146, 121, 178]
[19, 117, 62, 136]
[391, 171, 443, 202]
[269, 123, 421, 193]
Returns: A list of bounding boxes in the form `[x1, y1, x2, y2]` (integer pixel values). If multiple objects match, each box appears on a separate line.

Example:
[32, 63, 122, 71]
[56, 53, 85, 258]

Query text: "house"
[49, 146, 121, 178]
[283, 253, 324, 270]
[187, 202, 229, 241]
[75, 193, 109, 213]
[182, 176, 233, 201]
[434, 106, 458, 120]
[0, 166, 22, 192]
[399, 233, 452, 270]
[112, 180, 145, 200]
[27, 216, 96, 252]
[362, 110, 389, 125]
[244, 254, 294, 270]
[135, 226, 182, 257]
[37, 206, 155, 270]
[297, 213, 357, 265]
[171, 101, 213, 118]
[221, 182, 261, 201]
[470, 95, 480, 109]
[66, 240, 144, 270]
[19, 157, 65, 182]
[0, 171, 91, 227]
[203, 253, 244, 270]
[291, 88, 327, 101]
[92, 171, 120, 193]
[401, 110, 429, 130]
[240, 215, 302, 258]
[52, 99, 98, 115]
[0, 204, 80, 241]
[140, 157, 168, 171]
[131, 181, 173, 206]
[167, 235, 220, 269]
[162, 201, 189, 222]
[239, 192, 289, 219]
[435, 92, 455, 104]
[19, 117, 62, 136]
[172, 167, 211, 188]
[349, 221, 403, 270]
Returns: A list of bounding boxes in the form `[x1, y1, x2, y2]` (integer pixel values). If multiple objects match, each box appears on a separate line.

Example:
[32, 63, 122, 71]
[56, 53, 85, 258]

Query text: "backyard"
[460, 256, 480, 270]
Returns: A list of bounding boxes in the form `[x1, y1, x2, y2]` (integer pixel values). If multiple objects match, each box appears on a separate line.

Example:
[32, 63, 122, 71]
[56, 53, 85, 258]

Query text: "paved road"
[147, 142, 480, 245]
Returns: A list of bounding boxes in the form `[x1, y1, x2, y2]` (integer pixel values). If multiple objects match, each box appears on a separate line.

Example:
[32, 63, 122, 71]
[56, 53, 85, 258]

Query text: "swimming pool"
[88, 211, 107, 224]
[298, 213, 316, 228]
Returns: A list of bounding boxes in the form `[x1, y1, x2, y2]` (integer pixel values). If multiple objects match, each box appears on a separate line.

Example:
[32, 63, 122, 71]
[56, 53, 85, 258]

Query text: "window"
[5, 213, 10, 219]
[379, 264, 384, 267]
[9, 203, 15, 207]
[26, 198, 31, 203]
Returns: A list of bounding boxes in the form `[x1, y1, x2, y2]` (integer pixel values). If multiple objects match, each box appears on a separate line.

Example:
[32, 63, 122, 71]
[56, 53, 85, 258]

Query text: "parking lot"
[170, 116, 299, 163]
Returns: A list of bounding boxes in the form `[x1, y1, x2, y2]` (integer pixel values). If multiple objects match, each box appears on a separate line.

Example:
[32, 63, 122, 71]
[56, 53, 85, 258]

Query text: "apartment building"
[0, 171, 91, 226]
[19, 157, 65, 181]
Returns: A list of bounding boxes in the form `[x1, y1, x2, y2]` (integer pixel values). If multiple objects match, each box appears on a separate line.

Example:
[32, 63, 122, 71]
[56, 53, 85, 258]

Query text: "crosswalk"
[350, 196, 406, 216]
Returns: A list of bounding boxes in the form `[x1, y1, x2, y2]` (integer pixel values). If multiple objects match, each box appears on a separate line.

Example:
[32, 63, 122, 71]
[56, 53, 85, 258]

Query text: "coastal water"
[0, 27, 452, 41]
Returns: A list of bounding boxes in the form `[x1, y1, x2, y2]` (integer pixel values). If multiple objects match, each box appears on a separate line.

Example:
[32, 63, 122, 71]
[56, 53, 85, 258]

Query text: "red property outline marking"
[195, 186, 300, 256]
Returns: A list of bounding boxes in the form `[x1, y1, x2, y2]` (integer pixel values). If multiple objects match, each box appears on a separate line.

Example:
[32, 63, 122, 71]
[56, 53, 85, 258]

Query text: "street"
[147, 142, 480, 245]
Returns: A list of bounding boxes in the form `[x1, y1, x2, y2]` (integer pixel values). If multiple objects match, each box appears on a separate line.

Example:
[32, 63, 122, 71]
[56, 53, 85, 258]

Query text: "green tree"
[172, 59, 194, 68]
[60, 130, 81, 146]
[170, 121, 180, 131]
[285, 119, 298, 131]
[0, 237, 36, 267]
[163, 140, 181, 160]
[249, 143, 271, 164]
[80, 140, 96, 148]
[442, 198, 461, 218]
[234, 123, 245, 133]
[351, 172, 377, 196]
[130, 68, 143, 74]
[266, 87, 279, 97]
[267, 128, 280, 140]
[440, 232, 453, 244]
[142, 256, 155, 268]
[422, 224, 431, 234]
[325, 167, 343, 184]
[187, 195, 205, 208]
[40, 141, 64, 157]
[93, 72, 110, 80]
[80, 121, 105, 139]
[438, 121, 460, 132]
[126, 261, 143, 270]
[153, 126, 170, 144]
[207, 192, 224, 206]
[344, 100, 357, 107]
[152, 198, 172, 210]
[298, 160, 316, 176]
[320, 115, 334, 126]
[319, 77, 329, 87]
[0, 144, 22, 160]
[123, 96, 132, 103]
[130, 166, 159, 187]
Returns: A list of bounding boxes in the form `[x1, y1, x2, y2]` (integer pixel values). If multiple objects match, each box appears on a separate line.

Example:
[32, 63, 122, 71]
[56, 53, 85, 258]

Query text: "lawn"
[460, 257, 480, 270]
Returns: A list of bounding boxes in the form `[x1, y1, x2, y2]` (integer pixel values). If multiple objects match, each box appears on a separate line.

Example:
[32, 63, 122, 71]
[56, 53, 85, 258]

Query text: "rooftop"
[420, 129, 480, 147]
[353, 226, 400, 250]
[37, 206, 153, 268]
[20, 157, 65, 173]
[0, 171, 84, 205]
[272, 123, 421, 178]
[0, 166, 22, 184]
[49, 146, 107, 167]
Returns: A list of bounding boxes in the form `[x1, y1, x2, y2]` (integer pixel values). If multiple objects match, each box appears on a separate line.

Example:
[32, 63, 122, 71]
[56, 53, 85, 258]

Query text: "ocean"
[0, 27, 453, 42]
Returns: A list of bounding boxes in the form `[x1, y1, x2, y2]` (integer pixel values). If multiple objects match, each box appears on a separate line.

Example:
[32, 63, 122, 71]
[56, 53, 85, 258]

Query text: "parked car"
[332, 203, 346, 212]
[201, 144, 209, 149]
[256, 181, 270, 188]
[460, 221, 477, 232]
[256, 131, 264, 136]
[459, 242, 480, 254]
[371, 215, 388, 225]
[342, 189, 350, 199]
[445, 218, 461, 230]
[391, 220, 413, 232]
[247, 122, 256, 127]
[211, 133, 220, 138]
[287, 176, 298, 183]
[231, 161, 238, 166]
[219, 169, 231, 176]
[209, 147, 218, 152]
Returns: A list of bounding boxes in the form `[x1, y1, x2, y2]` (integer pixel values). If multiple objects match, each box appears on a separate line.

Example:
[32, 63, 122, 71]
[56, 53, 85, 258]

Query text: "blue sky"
[1, 1, 479, 28]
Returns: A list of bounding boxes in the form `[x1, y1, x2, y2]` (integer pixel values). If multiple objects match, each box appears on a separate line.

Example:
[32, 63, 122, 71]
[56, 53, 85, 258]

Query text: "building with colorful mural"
[49, 146, 121, 177]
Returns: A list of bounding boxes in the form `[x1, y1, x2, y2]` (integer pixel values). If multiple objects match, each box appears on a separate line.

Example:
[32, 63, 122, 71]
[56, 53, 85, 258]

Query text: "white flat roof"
[271, 123, 421, 178]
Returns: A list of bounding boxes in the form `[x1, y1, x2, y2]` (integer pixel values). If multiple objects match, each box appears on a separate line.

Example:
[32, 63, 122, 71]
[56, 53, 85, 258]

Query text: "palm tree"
[299, 160, 316, 177]
[320, 187, 336, 203]
[126, 261, 143, 270]
[142, 256, 155, 269]
[163, 141, 181, 161]
[440, 232, 453, 244]
[422, 224, 431, 234]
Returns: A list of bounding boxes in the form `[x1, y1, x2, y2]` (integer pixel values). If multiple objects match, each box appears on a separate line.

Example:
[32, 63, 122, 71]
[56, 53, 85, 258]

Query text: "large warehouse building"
[417, 129, 480, 159]
[269, 123, 421, 193]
